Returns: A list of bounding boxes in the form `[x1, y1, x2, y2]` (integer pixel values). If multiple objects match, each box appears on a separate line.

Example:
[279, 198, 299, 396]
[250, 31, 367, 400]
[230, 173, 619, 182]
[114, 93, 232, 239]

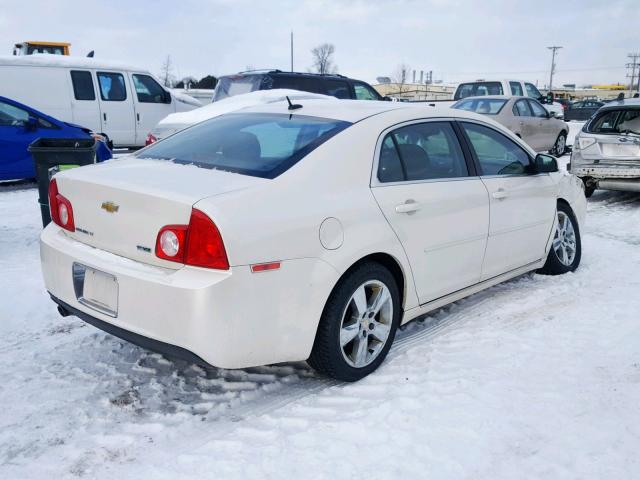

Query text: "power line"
[626, 53, 640, 93]
[547, 46, 562, 91]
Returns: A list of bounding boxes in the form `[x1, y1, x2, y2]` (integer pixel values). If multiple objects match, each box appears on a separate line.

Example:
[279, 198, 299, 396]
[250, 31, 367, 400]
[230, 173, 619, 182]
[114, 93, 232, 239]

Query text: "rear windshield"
[586, 108, 640, 135]
[212, 75, 266, 102]
[454, 82, 503, 100]
[136, 113, 351, 178]
[453, 98, 507, 115]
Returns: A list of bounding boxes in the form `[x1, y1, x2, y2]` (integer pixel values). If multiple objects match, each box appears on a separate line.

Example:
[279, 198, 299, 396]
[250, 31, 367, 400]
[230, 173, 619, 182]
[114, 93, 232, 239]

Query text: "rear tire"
[308, 262, 400, 382]
[581, 178, 596, 198]
[538, 203, 581, 275]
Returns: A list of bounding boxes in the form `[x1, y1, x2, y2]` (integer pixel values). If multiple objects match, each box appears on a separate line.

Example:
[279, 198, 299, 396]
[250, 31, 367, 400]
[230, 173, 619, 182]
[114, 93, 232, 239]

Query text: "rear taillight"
[145, 133, 157, 146]
[48, 178, 75, 232]
[155, 209, 229, 270]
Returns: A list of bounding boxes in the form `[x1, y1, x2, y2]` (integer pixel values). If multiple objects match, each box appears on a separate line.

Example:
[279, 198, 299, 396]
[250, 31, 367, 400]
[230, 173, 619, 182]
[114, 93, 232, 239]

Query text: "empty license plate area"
[601, 143, 640, 157]
[72, 263, 118, 317]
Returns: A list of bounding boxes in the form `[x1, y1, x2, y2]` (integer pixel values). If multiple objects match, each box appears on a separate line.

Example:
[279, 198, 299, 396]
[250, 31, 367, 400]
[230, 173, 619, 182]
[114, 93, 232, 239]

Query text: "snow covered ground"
[1, 168, 639, 479]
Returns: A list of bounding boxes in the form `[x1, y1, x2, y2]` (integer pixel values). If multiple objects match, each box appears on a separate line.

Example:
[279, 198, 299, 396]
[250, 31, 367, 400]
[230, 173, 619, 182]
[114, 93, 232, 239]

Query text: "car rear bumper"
[40, 224, 339, 368]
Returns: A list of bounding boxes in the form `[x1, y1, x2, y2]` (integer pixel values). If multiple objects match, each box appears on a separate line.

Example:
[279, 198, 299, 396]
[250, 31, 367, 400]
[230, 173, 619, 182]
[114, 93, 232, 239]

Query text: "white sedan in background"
[41, 100, 586, 381]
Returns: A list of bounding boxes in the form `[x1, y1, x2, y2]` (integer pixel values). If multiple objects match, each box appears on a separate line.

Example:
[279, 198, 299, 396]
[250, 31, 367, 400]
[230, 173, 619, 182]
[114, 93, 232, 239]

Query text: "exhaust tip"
[57, 305, 71, 318]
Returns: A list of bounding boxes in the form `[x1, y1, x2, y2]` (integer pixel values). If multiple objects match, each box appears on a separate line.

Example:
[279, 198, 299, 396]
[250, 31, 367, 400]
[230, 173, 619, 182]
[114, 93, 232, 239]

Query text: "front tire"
[550, 132, 567, 156]
[308, 262, 400, 382]
[538, 203, 582, 275]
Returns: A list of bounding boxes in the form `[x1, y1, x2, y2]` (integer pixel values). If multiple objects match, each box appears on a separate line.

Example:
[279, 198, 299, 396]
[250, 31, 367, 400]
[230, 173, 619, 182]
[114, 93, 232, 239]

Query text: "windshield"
[453, 98, 507, 115]
[212, 75, 266, 102]
[454, 82, 503, 100]
[136, 113, 351, 178]
[586, 108, 640, 135]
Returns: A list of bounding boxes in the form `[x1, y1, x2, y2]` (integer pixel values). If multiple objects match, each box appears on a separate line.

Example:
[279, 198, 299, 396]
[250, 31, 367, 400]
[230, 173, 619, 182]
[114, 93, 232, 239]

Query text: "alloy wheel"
[339, 280, 393, 368]
[553, 211, 577, 266]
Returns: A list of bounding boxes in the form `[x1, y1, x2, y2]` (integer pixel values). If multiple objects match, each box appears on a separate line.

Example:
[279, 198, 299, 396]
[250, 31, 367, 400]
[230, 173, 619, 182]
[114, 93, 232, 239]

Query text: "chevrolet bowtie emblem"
[101, 201, 119, 213]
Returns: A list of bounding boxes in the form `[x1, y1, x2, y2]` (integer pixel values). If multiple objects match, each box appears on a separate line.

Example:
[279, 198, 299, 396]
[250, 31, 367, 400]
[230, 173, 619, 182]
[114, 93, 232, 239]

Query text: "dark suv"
[212, 70, 385, 102]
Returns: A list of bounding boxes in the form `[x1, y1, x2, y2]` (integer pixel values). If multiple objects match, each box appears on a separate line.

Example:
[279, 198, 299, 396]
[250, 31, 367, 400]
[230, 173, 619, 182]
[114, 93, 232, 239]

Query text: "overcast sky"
[1, 0, 639, 87]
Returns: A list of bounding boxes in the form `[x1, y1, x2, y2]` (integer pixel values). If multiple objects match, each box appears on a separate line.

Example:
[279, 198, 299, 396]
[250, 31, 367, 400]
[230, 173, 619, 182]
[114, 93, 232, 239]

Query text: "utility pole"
[547, 46, 562, 92]
[626, 53, 640, 93]
[290, 32, 294, 72]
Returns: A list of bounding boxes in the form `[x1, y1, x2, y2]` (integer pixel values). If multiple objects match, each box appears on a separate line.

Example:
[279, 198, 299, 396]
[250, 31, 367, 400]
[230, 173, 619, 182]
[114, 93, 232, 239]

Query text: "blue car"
[0, 96, 112, 181]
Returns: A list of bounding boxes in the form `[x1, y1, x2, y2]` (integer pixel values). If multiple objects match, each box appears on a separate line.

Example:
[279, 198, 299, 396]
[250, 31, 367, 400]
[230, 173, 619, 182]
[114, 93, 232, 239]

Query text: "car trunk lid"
[55, 157, 266, 268]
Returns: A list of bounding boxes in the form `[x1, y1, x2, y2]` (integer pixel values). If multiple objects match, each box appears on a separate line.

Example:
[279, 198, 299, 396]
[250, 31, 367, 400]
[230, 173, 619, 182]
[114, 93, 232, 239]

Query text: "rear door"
[459, 121, 556, 279]
[68, 70, 103, 134]
[96, 71, 136, 146]
[130, 73, 174, 146]
[321, 78, 351, 99]
[371, 120, 489, 304]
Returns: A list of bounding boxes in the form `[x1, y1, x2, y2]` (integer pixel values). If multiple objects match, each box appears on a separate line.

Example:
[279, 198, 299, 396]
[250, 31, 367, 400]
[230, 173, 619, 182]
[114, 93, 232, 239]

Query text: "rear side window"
[454, 82, 503, 100]
[136, 113, 351, 179]
[453, 98, 507, 115]
[509, 82, 523, 96]
[70, 71, 96, 100]
[461, 122, 532, 175]
[377, 122, 468, 182]
[132, 74, 168, 103]
[587, 109, 640, 134]
[212, 75, 264, 102]
[97, 72, 127, 101]
[323, 79, 351, 99]
[270, 76, 324, 94]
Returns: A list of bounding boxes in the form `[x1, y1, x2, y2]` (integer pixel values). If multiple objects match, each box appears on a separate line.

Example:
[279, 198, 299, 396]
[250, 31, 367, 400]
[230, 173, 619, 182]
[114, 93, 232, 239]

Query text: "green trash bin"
[28, 138, 97, 228]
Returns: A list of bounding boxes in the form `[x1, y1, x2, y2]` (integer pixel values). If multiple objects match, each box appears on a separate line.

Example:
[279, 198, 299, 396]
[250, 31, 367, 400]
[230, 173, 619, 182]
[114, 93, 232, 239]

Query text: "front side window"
[462, 122, 532, 175]
[70, 70, 96, 101]
[97, 72, 127, 101]
[510, 82, 523, 96]
[0, 101, 29, 126]
[513, 99, 532, 117]
[525, 83, 542, 99]
[453, 98, 507, 115]
[353, 82, 380, 100]
[454, 82, 503, 100]
[132, 74, 168, 103]
[377, 122, 468, 182]
[572, 101, 584, 109]
[136, 113, 350, 179]
[528, 100, 548, 118]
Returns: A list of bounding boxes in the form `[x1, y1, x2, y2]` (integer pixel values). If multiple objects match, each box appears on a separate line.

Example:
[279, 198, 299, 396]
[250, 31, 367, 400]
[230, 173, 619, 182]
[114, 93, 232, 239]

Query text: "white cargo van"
[0, 55, 201, 147]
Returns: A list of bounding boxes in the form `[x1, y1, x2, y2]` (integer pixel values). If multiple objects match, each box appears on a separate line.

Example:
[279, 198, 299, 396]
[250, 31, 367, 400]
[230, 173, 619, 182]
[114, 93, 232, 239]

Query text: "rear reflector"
[250, 262, 281, 273]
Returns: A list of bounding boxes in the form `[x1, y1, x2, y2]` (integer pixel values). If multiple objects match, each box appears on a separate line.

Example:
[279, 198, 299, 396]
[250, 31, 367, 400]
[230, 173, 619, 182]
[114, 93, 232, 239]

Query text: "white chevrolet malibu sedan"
[41, 100, 587, 381]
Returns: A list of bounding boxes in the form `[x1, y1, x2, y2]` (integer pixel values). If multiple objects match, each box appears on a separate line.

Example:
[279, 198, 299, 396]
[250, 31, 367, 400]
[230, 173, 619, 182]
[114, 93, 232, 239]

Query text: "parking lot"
[1, 162, 639, 478]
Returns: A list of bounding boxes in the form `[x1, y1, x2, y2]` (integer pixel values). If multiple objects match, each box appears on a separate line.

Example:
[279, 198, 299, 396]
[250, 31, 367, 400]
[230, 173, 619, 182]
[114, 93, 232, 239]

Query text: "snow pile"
[152, 89, 335, 138]
[1, 181, 639, 479]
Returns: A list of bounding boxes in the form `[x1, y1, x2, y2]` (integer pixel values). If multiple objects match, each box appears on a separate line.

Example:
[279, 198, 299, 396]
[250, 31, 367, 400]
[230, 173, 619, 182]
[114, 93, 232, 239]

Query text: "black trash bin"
[28, 138, 97, 228]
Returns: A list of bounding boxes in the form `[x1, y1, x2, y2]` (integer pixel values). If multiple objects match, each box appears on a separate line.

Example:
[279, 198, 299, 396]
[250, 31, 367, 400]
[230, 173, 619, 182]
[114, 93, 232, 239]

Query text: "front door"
[0, 99, 38, 179]
[459, 121, 556, 280]
[96, 71, 136, 146]
[512, 99, 540, 149]
[130, 73, 174, 146]
[371, 120, 490, 304]
[528, 99, 555, 151]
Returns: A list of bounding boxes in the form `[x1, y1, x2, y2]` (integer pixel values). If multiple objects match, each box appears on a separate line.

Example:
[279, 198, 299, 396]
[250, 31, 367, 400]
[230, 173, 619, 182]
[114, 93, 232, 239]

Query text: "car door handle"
[103, 113, 107, 121]
[492, 189, 509, 200]
[395, 200, 421, 214]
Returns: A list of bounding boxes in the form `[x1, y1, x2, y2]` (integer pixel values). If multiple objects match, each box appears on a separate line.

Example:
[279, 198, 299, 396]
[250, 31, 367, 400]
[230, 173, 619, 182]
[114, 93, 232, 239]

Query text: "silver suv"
[571, 99, 640, 197]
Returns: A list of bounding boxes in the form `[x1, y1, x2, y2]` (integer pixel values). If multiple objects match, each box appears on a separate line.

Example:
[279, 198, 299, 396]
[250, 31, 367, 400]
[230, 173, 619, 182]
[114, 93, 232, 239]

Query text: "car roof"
[0, 54, 144, 72]
[223, 70, 351, 80]
[599, 98, 640, 110]
[456, 95, 514, 100]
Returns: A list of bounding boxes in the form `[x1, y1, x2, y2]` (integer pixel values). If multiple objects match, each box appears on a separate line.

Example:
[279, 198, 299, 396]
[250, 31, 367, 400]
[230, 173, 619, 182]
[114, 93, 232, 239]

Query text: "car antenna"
[286, 96, 302, 111]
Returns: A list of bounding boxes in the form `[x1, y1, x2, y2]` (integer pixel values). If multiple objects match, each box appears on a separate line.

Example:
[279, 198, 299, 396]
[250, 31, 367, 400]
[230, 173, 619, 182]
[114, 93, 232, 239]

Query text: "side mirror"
[383, 96, 392, 101]
[538, 96, 547, 104]
[548, 111, 556, 118]
[535, 153, 558, 173]
[24, 116, 38, 131]
[163, 90, 172, 104]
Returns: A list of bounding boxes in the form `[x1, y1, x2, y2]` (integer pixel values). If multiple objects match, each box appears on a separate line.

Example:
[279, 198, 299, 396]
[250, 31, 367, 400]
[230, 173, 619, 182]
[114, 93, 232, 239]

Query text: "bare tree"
[311, 43, 337, 74]
[159, 55, 176, 87]
[391, 63, 412, 96]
